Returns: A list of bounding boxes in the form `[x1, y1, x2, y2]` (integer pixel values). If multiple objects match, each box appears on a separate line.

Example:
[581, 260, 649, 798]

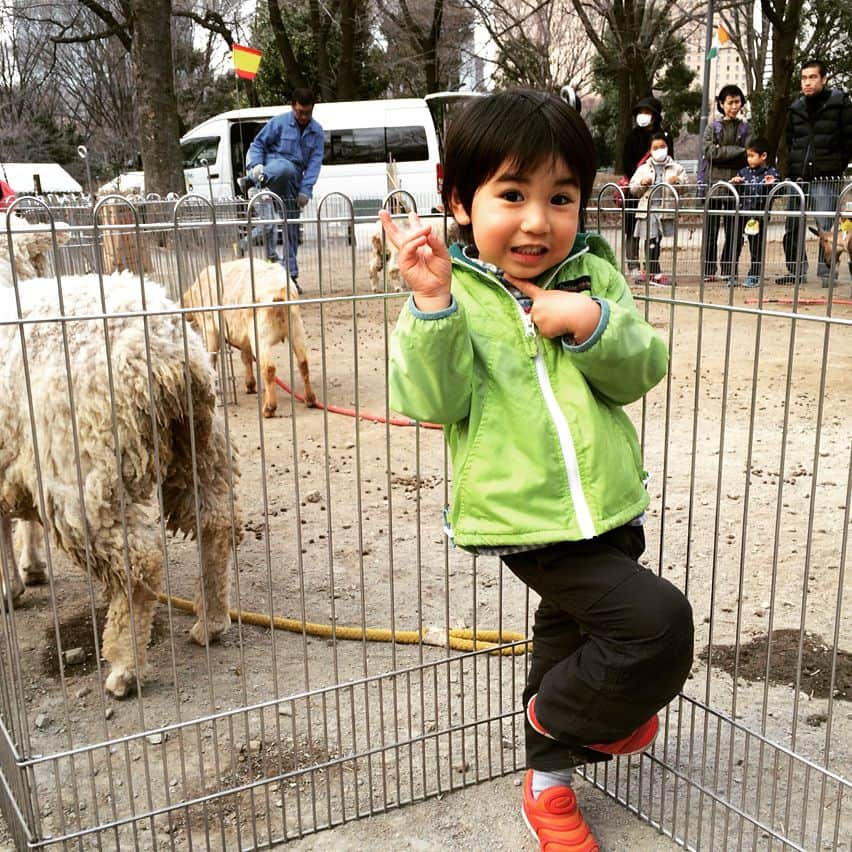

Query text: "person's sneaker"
[724, 277, 738, 288]
[743, 275, 760, 288]
[629, 268, 644, 282]
[704, 274, 718, 283]
[775, 274, 797, 285]
[651, 273, 672, 286]
[291, 277, 304, 296]
[522, 770, 599, 852]
[587, 714, 659, 755]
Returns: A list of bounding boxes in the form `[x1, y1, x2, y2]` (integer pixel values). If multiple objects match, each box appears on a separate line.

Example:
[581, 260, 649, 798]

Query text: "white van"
[180, 97, 451, 215]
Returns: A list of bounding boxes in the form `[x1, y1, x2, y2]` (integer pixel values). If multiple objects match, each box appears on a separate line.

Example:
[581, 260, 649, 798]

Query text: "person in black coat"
[622, 96, 676, 280]
[778, 59, 852, 285]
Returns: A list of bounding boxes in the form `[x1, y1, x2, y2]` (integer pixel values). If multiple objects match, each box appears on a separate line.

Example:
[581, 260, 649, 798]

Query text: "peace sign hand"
[505, 274, 601, 344]
[379, 209, 452, 312]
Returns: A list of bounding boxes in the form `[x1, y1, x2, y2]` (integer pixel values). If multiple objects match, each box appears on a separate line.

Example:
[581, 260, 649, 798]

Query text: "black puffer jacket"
[785, 87, 852, 179]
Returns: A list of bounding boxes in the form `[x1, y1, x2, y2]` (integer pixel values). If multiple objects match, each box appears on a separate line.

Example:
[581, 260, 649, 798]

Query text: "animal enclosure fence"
[0, 188, 850, 851]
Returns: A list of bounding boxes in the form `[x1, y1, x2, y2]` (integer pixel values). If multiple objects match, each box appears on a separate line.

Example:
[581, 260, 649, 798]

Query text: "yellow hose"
[157, 592, 529, 655]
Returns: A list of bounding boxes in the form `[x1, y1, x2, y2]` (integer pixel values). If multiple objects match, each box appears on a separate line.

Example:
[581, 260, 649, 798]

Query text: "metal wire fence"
[0, 184, 850, 850]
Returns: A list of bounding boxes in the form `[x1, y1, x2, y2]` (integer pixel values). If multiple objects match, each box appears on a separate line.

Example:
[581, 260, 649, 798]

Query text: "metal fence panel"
[0, 186, 849, 850]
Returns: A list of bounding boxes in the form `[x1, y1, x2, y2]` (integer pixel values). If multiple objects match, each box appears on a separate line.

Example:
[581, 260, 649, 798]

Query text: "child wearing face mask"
[621, 97, 675, 280]
[629, 133, 686, 285]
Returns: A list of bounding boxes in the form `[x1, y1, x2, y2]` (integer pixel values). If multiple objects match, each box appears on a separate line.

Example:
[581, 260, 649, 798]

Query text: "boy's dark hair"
[801, 58, 827, 77]
[716, 84, 746, 112]
[441, 89, 597, 219]
[291, 87, 316, 106]
[746, 136, 771, 156]
[649, 131, 669, 146]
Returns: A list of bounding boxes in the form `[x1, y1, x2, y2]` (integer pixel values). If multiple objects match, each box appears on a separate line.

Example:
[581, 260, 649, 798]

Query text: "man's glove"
[297, 192, 310, 209]
[249, 164, 265, 184]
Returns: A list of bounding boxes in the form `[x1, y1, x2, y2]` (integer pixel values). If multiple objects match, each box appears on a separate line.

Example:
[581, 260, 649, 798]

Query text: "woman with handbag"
[621, 96, 675, 281]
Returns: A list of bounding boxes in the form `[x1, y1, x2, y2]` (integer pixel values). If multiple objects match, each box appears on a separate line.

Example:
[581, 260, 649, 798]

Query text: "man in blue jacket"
[777, 59, 852, 286]
[247, 88, 324, 289]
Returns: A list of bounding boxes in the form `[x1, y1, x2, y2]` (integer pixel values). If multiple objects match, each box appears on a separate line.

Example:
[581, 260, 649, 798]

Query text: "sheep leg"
[101, 529, 162, 699]
[14, 519, 47, 585]
[288, 309, 317, 407]
[259, 354, 278, 418]
[240, 346, 257, 395]
[189, 519, 233, 646]
[0, 516, 25, 607]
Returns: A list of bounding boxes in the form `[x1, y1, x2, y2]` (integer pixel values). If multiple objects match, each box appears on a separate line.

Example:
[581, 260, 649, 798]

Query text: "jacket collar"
[449, 234, 603, 288]
[791, 87, 843, 116]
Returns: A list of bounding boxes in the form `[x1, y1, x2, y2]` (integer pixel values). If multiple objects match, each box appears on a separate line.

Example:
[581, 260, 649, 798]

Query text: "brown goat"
[810, 222, 852, 280]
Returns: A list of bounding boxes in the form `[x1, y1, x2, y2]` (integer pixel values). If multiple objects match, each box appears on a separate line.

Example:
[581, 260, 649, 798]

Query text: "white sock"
[531, 769, 574, 798]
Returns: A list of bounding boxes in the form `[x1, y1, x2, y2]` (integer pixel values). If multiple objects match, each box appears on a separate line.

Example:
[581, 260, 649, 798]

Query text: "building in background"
[683, 20, 750, 98]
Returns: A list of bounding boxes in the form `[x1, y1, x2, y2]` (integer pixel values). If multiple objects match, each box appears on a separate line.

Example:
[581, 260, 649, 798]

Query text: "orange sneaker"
[522, 769, 599, 852]
[587, 714, 659, 755]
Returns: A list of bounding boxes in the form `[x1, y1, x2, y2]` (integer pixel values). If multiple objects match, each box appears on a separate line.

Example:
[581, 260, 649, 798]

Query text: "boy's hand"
[504, 276, 601, 343]
[764, 175, 776, 184]
[379, 209, 452, 312]
[641, 176, 652, 186]
[731, 175, 744, 183]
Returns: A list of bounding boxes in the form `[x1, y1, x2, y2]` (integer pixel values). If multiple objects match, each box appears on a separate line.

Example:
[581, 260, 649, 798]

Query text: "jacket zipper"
[450, 250, 598, 540]
[504, 278, 597, 540]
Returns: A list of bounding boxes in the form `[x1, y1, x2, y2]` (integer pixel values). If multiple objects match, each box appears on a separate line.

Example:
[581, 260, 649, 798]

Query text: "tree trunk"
[308, 0, 334, 100]
[267, 0, 308, 92]
[337, 0, 359, 99]
[130, 0, 185, 196]
[765, 11, 802, 170]
[615, 68, 637, 174]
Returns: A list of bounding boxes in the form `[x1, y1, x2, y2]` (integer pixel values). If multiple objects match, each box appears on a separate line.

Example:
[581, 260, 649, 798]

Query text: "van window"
[386, 126, 429, 162]
[323, 125, 429, 166]
[182, 136, 219, 168]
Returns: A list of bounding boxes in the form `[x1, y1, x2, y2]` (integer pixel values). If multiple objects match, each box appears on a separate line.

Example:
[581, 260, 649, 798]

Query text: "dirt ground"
[1, 254, 851, 850]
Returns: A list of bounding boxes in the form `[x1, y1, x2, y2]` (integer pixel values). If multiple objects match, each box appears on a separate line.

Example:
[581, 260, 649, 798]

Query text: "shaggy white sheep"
[182, 259, 316, 417]
[0, 257, 242, 698]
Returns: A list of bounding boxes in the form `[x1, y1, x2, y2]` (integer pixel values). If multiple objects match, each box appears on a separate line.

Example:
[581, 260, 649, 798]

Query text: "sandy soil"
[1, 260, 850, 850]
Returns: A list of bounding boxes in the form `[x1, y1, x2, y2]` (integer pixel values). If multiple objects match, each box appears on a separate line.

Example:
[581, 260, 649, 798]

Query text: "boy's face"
[746, 148, 768, 168]
[449, 157, 581, 280]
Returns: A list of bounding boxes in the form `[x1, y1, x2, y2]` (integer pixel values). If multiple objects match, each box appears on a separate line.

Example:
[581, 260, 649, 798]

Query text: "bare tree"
[126, 0, 184, 194]
[379, 0, 473, 94]
[462, 0, 594, 93]
[4, 0, 247, 193]
[567, 0, 707, 172]
[759, 0, 806, 165]
[264, 0, 375, 99]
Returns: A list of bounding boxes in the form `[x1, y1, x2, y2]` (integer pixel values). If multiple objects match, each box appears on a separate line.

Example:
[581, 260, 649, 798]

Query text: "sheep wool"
[0, 269, 241, 698]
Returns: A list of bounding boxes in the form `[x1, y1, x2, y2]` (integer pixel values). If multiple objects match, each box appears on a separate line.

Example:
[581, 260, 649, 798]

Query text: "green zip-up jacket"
[389, 234, 668, 549]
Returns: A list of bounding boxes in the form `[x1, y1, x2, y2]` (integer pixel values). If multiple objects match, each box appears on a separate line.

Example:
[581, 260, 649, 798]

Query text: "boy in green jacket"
[380, 90, 693, 851]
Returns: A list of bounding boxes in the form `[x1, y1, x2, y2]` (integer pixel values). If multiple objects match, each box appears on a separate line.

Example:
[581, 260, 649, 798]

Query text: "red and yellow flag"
[233, 44, 262, 80]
